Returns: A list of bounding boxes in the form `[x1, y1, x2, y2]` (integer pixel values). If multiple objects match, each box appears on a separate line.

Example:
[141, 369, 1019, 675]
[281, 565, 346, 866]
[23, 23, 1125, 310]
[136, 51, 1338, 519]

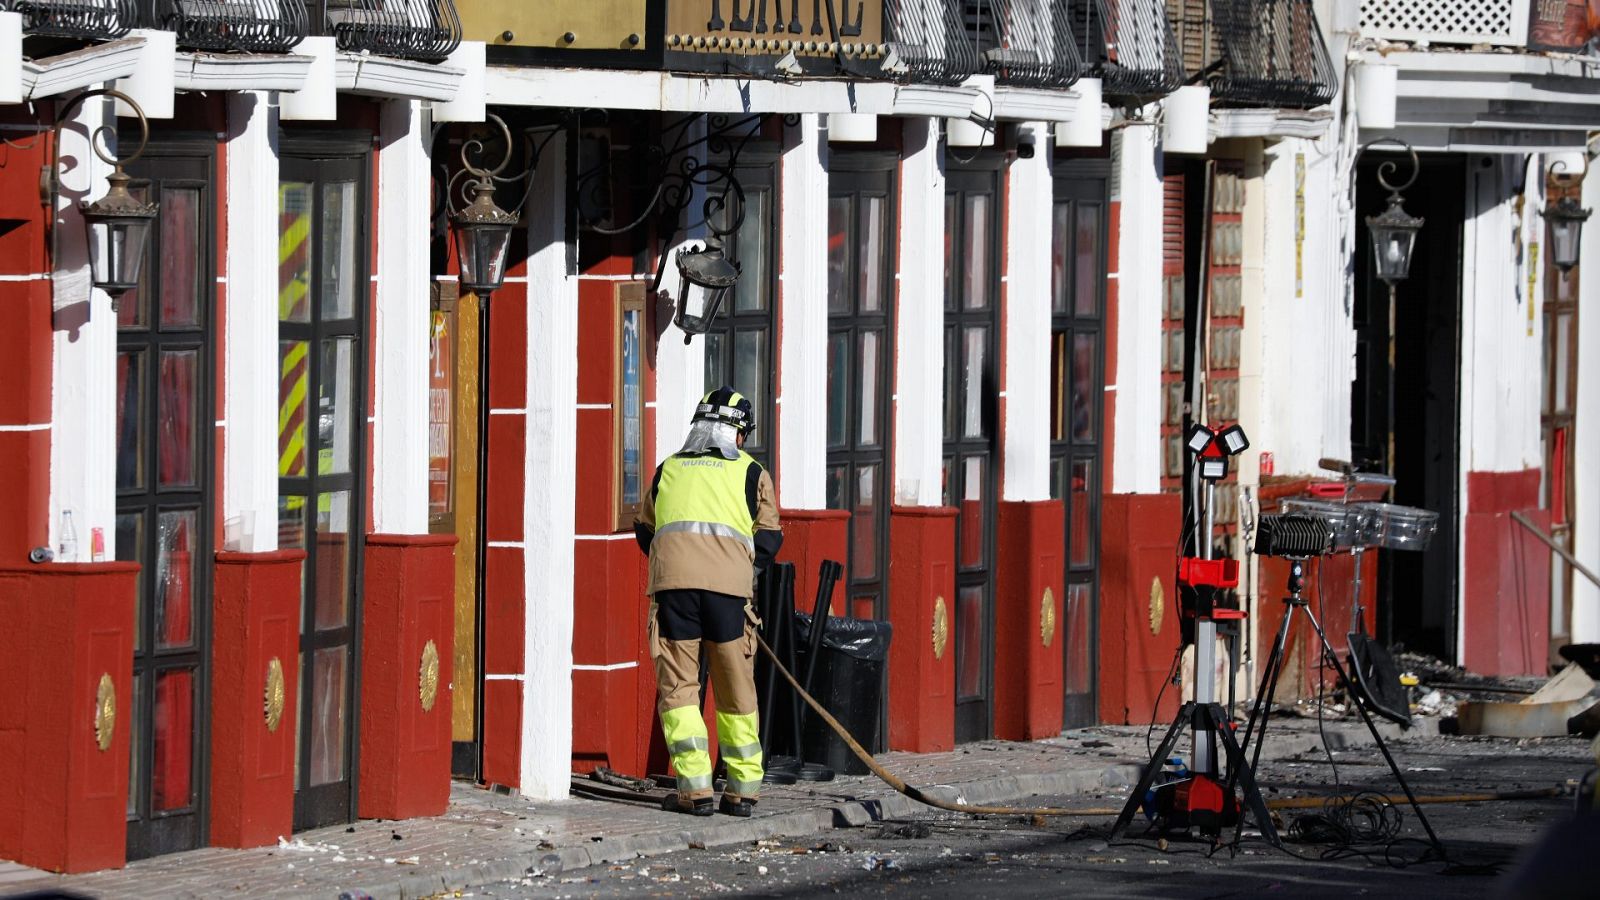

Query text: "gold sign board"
[666, 1, 884, 45]
[461, 0, 651, 50]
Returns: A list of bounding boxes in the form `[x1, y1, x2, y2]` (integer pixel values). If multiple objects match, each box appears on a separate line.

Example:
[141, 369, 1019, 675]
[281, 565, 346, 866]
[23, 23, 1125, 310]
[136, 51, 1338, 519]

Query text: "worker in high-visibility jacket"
[634, 386, 782, 817]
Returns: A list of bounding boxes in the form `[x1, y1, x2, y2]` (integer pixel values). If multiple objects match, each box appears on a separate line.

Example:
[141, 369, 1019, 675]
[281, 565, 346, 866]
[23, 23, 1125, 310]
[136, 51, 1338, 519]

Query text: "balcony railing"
[1359, 0, 1529, 49]
[884, 0, 984, 85]
[961, 0, 1081, 89]
[16, 0, 135, 41]
[143, 0, 308, 53]
[1170, 0, 1334, 109]
[1070, 0, 1184, 98]
[317, 0, 460, 62]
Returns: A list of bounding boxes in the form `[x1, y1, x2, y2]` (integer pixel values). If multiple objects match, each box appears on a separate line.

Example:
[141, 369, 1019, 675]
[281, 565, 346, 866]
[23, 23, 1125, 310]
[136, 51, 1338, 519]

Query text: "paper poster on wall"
[1528, 0, 1599, 51]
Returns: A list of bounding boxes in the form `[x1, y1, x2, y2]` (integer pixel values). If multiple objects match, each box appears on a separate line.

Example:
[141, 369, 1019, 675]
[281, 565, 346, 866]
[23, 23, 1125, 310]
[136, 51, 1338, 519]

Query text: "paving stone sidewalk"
[0, 719, 1427, 900]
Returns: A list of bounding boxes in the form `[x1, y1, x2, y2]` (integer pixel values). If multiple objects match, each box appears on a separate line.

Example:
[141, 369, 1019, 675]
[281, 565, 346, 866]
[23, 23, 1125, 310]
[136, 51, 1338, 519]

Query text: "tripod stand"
[1225, 557, 1446, 856]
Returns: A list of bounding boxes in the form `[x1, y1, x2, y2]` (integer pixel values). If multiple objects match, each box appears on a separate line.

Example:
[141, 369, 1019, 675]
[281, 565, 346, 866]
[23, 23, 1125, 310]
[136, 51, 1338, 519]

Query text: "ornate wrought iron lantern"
[1362, 140, 1424, 285]
[671, 241, 740, 342]
[450, 115, 519, 295]
[1547, 196, 1591, 274]
[56, 89, 159, 300]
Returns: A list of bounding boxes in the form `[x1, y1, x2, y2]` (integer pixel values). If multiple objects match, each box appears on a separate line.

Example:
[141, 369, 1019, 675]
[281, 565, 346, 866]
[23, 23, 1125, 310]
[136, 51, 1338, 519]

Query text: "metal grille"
[1070, 0, 1185, 97]
[959, 0, 1082, 89]
[885, 0, 984, 85]
[16, 0, 135, 40]
[1171, 0, 1334, 109]
[143, 0, 308, 52]
[1359, 0, 1529, 47]
[317, 0, 461, 62]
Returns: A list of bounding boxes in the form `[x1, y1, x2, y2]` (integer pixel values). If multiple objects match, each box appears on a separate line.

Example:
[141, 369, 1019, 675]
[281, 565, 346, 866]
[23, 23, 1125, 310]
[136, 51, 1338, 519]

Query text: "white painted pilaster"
[778, 112, 828, 508]
[49, 92, 115, 561]
[372, 99, 430, 535]
[1001, 121, 1051, 502]
[521, 131, 576, 800]
[652, 128, 707, 466]
[223, 91, 280, 552]
[1572, 165, 1600, 642]
[893, 117, 945, 507]
[1111, 124, 1162, 494]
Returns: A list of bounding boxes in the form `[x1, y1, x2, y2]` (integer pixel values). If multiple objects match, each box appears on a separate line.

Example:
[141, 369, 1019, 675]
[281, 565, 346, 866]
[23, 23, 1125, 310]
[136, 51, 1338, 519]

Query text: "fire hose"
[753, 632, 1565, 818]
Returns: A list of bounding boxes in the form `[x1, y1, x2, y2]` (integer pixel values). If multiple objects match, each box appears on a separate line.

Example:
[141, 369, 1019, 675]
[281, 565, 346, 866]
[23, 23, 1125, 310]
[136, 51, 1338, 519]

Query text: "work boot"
[718, 795, 756, 817]
[661, 793, 715, 817]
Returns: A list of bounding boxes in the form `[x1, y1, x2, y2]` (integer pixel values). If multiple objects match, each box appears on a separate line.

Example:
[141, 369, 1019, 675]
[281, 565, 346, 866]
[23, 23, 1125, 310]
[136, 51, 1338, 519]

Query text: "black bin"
[793, 614, 892, 775]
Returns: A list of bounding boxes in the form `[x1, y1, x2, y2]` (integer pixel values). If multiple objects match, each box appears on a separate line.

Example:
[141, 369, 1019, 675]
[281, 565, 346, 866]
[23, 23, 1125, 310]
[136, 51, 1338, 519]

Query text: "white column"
[372, 99, 430, 535]
[893, 117, 945, 507]
[222, 91, 280, 552]
[1111, 124, 1162, 494]
[1573, 166, 1600, 642]
[652, 129, 707, 466]
[49, 93, 115, 561]
[521, 131, 577, 800]
[778, 113, 828, 509]
[1001, 121, 1051, 502]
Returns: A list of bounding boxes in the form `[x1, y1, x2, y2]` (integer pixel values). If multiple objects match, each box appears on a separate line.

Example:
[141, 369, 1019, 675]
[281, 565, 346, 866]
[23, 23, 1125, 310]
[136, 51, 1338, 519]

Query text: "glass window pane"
[732, 330, 767, 450]
[956, 585, 984, 699]
[1555, 312, 1573, 413]
[853, 464, 879, 581]
[120, 181, 153, 330]
[278, 494, 308, 550]
[1049, 455, 1067, 501]
[858, 330, 881, 447]
[159, 187, 201, 328]
[318, 338, 356, 476]
[732, 189, 770, 314]
[703, 331, 726, 391]
[308, 646, 348, 786]
[1064, 583, 1093, 694]
[1051, 330, 1068, 443]
[155, 510, 197, 649]
[1070, 459, 1094, 567]
[1074, 203, 1101, 317]
[278, 182, 313, 324]
[1051, 200, 1071, 315]
[158, 349, 199, 488]
[826, 464, 848, 511]
[943, 194, 957, 311]
[962, 326, 987, 438]
[943, 326, 957, 440]
[963, 194, 990, 310]
[116, 513, 144, 651]
[827, 196, 851, 314]
[117, 350, 146, 492]
[151, 668, 195, 812]
[279, 341, 309, 477]
[827, 332, 850, 449]
[127, 672, 144, 816]
[1072, 333, 1097, 442]
[314, 490, 352, 630]
[321, 180, 359, 321]
[941, 456, 953, 508]
[858, 196, 886, 313]
[959, 456, 985, 569]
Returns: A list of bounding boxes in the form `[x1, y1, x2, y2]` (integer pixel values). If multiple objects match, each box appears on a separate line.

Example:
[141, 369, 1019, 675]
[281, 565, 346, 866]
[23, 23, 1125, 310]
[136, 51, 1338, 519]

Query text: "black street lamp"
[450, 115, 519, 296]
[671, 241, 740, 344]
[1359, 138, 1423, 478]
[54, 89, 159, 305]
[1546, 195, 1591, 274]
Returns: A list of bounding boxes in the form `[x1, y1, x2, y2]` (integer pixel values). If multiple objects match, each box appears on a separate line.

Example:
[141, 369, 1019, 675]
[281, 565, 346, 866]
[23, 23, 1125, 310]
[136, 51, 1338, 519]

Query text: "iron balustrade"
[1174, 0, 1335, 109]
[960, 0, 1080, 89]
[1069, 0, 1184, 98]
[16, 0, 135, 40]
[883, 0, 983, 85]
[144, 0, 308, 53]
[316, 0, 461, 62]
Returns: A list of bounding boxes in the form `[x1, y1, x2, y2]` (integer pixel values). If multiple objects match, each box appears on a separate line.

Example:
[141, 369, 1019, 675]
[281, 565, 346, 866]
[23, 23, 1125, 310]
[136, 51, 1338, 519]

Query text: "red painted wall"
[993, 500, 1066, 740]
[0, 564, 139, 873]
[886, 507, 957, 751]
[1099, 493, 1181, 725]
[778, 508, 851, 616]
[1463, 469, 1551, 676]
[210, 550, 303, 848]
[359, 534, 457, 819]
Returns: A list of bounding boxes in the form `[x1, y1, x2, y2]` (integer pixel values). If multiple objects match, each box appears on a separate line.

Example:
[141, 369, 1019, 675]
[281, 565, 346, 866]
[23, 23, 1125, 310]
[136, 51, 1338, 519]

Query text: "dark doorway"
[945, 161, 1003, 744]
[118, 141, 216, 861]
[278, 148, 370, 830]
[1353, 154, 1464, 659]
[1050, 159, 1109, 729]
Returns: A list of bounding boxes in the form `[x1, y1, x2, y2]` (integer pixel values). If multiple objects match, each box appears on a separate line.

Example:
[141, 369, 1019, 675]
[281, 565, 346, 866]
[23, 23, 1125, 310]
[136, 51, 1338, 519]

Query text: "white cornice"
[992, 85, 1079, 122]
[174, 51, 312, 92]
[1210, 107, 1333, 140]
[24, 36, 146, 100]
[336, 53, 464, 101]
[889, 82, 981, 118]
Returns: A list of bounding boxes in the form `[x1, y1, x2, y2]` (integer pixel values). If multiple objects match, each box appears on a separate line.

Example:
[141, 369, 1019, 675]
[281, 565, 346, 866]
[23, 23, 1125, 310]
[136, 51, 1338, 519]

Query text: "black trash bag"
[792, 614, 892, 775]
